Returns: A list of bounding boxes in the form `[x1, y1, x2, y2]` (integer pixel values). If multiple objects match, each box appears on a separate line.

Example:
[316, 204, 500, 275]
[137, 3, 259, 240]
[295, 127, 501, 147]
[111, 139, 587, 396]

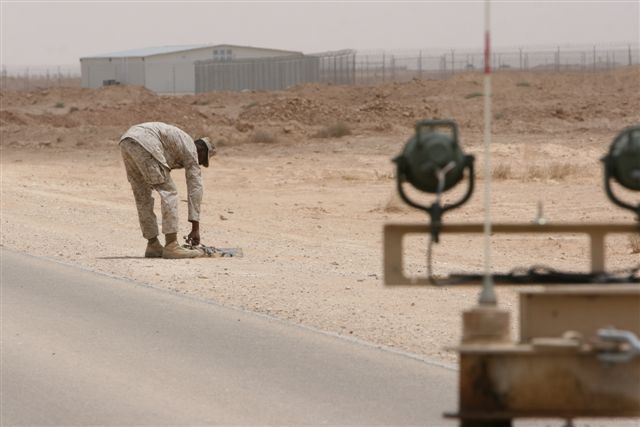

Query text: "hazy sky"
[1, 1, 638, 68]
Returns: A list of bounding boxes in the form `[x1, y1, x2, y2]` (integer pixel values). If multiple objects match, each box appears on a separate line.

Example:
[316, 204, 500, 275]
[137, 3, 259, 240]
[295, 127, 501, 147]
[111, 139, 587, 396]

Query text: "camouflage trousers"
[120, 138, 179, 239]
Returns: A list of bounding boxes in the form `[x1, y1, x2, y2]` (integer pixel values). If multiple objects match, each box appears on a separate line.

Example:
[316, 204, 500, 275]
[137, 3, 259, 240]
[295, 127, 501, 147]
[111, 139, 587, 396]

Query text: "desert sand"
[1, 68, 639, 362]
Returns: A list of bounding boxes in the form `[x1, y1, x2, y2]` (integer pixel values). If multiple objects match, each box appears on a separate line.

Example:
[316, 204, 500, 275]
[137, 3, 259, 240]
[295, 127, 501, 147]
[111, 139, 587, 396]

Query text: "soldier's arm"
[184, 162, 203, 224]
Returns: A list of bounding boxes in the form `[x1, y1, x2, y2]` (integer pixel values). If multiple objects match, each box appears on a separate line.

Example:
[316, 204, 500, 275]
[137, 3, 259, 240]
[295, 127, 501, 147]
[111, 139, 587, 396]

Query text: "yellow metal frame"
[384, 223, 638, 286]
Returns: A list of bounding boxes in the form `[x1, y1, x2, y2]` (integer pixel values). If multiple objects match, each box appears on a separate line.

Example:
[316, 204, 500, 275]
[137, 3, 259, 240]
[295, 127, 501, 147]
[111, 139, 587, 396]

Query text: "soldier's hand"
[188, 230, 200, 246]
[188, 220, 200, 246]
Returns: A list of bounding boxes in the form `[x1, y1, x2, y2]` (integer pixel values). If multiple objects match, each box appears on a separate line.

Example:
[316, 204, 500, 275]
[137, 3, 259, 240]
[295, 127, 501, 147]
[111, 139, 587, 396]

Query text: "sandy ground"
[1, 68, 639, 363]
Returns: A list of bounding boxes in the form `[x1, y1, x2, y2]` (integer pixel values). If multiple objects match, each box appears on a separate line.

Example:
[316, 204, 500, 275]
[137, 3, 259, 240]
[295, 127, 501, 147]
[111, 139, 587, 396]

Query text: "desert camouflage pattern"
[120, 135, 198, 239]
[121, 122, 203, 223]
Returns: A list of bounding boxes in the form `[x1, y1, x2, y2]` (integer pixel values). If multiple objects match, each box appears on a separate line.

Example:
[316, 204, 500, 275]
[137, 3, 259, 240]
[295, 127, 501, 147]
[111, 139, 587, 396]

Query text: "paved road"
[1, 249, 457, 425]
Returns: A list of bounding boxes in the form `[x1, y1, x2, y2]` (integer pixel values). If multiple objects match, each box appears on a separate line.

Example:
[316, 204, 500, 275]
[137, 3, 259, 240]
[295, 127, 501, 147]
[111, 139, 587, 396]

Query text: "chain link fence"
[2, 44, 637, 92]
[195, 55, 320, 93]
[195, 50, 356, 92]
[354, 44, 639, 83]
[312, 50, 356, 85]
[1, 65, 80, 91]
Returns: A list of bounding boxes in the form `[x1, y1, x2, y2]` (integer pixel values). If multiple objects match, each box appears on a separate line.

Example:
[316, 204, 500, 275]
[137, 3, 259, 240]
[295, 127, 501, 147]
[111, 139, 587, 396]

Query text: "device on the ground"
[183, 236, 243, 258]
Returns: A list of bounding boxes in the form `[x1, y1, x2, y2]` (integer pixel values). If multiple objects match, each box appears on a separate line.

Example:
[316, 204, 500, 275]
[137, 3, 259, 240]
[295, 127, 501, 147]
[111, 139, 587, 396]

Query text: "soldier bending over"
[120, 122, 215, 259]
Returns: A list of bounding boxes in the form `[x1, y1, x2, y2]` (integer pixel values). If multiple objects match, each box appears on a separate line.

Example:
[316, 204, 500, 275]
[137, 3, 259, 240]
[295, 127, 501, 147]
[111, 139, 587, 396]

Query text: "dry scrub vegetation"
[248, 129, 277, 143]
[492, 162, 581, 181]
[314, 122, 352, 139]
[630, 233, 640, 254]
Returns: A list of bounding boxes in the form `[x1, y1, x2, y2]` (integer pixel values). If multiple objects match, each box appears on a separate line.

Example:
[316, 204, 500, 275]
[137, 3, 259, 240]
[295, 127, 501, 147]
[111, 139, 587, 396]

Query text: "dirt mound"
[1, 67, 639, 150]
[239, 96, 346, 125]
[0, 110, 29, 126]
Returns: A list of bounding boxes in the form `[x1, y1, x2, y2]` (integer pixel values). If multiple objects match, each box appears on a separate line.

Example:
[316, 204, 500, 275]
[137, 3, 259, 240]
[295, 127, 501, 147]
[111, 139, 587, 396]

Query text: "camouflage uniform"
[120, 122, 203, 239]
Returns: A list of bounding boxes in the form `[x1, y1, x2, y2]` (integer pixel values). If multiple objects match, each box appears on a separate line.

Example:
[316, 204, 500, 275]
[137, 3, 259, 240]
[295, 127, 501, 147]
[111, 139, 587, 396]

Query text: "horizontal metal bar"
[385, 222, 639, 234]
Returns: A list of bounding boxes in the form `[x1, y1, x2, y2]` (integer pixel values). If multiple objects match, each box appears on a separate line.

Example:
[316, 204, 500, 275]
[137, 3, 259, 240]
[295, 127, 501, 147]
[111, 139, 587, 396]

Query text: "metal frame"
[384, 222, 639, 285]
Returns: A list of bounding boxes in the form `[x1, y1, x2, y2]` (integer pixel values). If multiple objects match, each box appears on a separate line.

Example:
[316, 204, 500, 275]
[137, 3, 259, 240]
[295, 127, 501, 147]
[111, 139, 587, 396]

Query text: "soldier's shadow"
[96, 256, 148, 260]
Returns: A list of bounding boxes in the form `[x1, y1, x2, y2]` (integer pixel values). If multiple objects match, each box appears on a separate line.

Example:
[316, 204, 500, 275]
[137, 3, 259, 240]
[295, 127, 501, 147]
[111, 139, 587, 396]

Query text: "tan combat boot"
[145, 240, 164, 258]
[162, 241, 201, 259]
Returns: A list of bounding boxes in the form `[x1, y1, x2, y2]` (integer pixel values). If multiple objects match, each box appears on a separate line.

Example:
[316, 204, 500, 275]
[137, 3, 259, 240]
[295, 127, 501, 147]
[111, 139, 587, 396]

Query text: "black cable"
[449, 265, 640, 285]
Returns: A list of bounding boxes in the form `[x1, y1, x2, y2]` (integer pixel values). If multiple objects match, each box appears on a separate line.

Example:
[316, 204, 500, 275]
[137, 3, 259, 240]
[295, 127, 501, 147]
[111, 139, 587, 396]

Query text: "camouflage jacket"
[120, 122, 203, 222]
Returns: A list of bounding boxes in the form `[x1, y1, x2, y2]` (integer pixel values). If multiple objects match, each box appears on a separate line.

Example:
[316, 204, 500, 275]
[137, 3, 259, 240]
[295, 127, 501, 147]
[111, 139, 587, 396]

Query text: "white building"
[80, 44, 302, 93]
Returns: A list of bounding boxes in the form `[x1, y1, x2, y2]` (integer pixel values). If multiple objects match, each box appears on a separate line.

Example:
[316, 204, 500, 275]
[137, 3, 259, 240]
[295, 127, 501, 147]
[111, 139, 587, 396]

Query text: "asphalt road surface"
[1, 249, 457, 425]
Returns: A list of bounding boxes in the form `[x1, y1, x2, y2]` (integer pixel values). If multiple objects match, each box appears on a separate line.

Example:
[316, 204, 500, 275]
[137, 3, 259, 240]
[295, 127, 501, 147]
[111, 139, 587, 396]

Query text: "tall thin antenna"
[479, 0, 497, 305]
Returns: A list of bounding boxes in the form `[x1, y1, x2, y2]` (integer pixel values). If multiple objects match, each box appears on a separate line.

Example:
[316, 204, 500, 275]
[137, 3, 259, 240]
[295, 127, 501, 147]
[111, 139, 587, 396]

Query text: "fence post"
[451, 49, 455, 75]
[519, 48, 523, 70]
[365, 56, 369, 84]
[441, 54, 447, 79]
[391, 55, 396, 81]
[351, 52, 356, 85]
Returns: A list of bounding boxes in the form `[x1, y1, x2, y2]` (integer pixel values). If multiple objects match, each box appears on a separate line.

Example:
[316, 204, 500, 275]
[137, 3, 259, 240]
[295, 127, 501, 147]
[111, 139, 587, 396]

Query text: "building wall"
[81, 58, 145, 88]
[144, 46, 301, 93]
[82, 45, 302, 93]
[143, 49, 213, 93]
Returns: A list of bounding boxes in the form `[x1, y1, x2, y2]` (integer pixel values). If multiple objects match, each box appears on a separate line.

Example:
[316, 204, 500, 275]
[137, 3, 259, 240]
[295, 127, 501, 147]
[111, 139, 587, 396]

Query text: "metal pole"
[519, 48, 523, 70]
[365, 55, 369, 84]
[480, 0, 496, 305]
[391, 55, 395, 81]
[451, 49, 455, 74]
[352, 52, 356, 85]
[442, 54, 447, 78]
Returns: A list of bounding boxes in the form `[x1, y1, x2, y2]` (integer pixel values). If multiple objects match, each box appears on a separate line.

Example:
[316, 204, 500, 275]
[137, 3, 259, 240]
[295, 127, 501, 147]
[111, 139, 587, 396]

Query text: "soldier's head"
[194, 137, 216, 167]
